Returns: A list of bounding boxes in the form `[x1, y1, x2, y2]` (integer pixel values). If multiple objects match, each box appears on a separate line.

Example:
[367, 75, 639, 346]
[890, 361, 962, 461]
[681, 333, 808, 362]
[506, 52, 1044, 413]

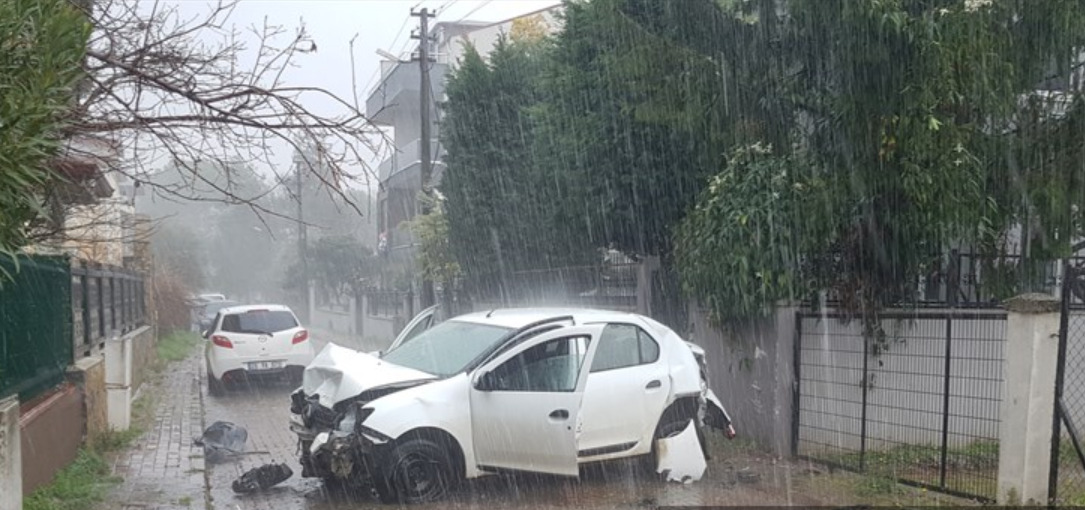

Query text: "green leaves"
[0, 0, 88, 267]
[675, 145, 829, 322]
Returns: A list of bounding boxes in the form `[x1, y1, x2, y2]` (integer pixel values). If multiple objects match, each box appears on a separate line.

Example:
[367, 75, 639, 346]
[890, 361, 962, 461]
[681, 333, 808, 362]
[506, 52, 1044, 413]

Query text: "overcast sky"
[168, 0, 559, 191]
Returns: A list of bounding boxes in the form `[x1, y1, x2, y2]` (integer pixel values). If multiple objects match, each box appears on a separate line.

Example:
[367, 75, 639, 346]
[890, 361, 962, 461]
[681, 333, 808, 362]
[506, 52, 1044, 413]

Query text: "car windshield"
[381, 320, 512, 377]
[221, 310, 297, 335]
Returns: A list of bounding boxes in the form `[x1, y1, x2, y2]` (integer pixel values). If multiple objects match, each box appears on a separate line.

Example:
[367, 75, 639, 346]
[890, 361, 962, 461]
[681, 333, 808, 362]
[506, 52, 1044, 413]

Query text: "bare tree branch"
[67, 0, 392, 222]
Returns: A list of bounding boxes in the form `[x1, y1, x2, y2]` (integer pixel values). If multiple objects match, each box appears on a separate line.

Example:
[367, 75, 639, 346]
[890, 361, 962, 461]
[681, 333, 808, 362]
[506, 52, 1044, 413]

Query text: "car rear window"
[221, 310, 298, 334]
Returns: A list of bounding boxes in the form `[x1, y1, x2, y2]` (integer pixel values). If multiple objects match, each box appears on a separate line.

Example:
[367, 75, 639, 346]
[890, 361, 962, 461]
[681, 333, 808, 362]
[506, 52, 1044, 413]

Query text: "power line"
[454, 0, 492, 24]
[358, 15, 413, 101]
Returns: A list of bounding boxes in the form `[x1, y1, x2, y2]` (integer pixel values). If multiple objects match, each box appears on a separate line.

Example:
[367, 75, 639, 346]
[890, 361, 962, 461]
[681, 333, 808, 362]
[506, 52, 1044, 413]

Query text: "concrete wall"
[687, 303, 797, 457]
[18, 384, 83, 495]
[311, 302, 355, 336]
[66, 356, 106, 445]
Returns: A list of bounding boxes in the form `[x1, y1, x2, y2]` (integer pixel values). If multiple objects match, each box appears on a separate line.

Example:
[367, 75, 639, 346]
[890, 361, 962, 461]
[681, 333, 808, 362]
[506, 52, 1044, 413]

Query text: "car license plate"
[247, 361, 283, 371]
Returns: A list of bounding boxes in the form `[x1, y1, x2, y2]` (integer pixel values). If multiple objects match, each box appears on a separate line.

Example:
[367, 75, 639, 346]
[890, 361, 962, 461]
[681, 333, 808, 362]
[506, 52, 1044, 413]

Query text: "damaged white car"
[289, 308, 734, 504]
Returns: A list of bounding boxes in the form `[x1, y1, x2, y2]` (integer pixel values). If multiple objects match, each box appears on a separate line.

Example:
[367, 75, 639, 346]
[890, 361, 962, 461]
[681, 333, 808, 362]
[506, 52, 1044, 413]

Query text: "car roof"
[450, 307, 651, 330]
[219, 304, 294, 315]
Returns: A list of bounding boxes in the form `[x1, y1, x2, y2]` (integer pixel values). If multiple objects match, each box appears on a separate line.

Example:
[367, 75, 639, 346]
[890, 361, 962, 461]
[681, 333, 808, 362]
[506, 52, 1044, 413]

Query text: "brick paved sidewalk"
[99, 354, 208, 510]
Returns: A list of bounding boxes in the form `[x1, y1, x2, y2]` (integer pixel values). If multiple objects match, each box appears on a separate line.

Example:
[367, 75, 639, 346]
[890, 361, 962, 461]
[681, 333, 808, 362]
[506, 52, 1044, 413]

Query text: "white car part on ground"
[655, 420, 707, 484]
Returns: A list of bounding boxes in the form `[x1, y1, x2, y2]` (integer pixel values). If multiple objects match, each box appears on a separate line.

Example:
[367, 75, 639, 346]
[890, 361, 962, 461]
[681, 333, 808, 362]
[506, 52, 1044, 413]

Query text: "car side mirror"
[201, 330, 210, 339]
[474, 371, 496, 392]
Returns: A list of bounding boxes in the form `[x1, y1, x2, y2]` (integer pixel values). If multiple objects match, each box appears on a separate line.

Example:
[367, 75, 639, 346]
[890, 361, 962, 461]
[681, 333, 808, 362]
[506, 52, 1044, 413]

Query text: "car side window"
[489, 336, 590, 392]
[590, 324, 660, 372]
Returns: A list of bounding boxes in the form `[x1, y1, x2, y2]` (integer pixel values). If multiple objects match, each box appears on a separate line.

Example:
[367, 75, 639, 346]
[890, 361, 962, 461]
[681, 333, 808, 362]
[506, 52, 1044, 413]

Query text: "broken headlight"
[337, 405, 374, 433]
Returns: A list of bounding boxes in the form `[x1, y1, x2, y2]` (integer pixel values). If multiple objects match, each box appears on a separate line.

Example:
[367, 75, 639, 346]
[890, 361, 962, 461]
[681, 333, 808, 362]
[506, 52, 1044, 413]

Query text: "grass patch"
[23, 449, 120, 510]
[89, 427, 143, 453]
[824, 440, 1000, 473]
[157, 331, 201, 362]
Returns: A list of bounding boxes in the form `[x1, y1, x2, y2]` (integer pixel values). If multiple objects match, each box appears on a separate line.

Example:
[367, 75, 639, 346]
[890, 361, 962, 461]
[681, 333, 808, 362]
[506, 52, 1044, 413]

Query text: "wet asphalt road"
[199, 336, 820, 510]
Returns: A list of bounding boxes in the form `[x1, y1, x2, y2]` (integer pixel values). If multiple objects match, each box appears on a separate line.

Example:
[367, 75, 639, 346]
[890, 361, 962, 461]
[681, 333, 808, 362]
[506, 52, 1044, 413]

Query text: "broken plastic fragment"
[232, 463, 293, 493]
[655, 419, 707, 483]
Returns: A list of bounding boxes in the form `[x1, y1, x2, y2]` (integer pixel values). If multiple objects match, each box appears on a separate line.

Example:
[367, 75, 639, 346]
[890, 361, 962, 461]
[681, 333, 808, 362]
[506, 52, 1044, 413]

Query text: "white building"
[366, 6, 562, 281]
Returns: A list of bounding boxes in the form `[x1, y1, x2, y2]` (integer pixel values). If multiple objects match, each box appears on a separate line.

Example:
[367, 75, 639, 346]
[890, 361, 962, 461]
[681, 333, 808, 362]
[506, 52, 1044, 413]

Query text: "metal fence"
[0, 256, 146, 401]
[1050, 252, 1085, 504]
[812, 250, 1085, 310]
[71, 260, 146, 360]
[366, 289, 413, 318]
[794, 310, 1006, 502]
[0, 255, 72, 401]
[504, 263, 638, 311]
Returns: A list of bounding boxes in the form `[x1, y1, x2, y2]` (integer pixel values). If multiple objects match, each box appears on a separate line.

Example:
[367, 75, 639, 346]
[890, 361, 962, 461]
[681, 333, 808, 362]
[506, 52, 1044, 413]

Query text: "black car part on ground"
[232, 463, 294, 493]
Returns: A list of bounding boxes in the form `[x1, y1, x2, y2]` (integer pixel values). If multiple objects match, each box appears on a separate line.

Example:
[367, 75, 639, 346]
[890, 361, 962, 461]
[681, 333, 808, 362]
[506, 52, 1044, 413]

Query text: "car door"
[385, 305, 437, 352]
[579, 323, 670, 456]
[469, 324, 604, 476]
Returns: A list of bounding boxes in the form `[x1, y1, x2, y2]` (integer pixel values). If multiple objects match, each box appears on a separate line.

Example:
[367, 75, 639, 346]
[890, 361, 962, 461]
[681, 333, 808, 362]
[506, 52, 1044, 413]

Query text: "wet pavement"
[100, 331, 841, 510]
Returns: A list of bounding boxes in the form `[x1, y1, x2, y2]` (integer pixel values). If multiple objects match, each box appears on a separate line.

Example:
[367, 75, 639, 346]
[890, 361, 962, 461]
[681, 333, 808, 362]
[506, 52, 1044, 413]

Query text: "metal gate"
[794, 310, 1006, 502]
[1048, 257, 1085, 504]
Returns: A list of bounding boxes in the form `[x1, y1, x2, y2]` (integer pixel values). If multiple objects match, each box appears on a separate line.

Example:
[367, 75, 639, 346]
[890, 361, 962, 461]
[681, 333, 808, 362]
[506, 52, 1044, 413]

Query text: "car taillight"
[211, 335, 233, 348]
[292, 330, 309, 344]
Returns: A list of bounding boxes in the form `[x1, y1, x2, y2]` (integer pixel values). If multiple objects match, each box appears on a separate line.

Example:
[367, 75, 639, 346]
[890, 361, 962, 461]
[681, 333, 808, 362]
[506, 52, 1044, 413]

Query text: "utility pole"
[412, 6, 437, 309]
[295, 152, 309, 322]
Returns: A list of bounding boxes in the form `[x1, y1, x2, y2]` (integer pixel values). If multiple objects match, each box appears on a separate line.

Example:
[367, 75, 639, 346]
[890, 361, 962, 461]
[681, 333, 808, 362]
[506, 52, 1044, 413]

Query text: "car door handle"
[549, 409, 569, 421]
[646, 380, 662, 390]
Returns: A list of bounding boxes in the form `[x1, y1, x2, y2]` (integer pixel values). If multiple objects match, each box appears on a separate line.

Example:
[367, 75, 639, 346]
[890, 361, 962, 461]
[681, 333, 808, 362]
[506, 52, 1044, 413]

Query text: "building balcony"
[377, 139, 443, 182]
[366, 60, 448, 126]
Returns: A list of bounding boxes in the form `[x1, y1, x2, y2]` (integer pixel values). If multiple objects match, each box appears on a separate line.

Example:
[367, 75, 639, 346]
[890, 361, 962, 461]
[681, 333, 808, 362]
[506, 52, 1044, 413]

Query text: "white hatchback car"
[205, 304, 315, 395]
[289, 308, 734, 504]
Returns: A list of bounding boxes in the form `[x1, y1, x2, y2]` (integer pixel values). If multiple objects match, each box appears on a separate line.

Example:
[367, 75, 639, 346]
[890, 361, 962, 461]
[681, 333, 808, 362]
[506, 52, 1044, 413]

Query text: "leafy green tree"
[304, 234, 374, 302]
[533, 0, 734, 258]
[406, 193, 460, 287]
[442, 38, 587, 296]
[0, 0, 88, 268]
[676, 0, 1085, 322]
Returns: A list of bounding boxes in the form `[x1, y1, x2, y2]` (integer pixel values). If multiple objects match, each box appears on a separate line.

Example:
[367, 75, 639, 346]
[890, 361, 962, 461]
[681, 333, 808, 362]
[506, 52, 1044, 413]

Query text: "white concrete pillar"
[635, 256, 660, 316]
[104, 335, 133, 430]
[0, 396, 21, 510]
[998, 293, 1061, 505]
[349, 295, 358, 336]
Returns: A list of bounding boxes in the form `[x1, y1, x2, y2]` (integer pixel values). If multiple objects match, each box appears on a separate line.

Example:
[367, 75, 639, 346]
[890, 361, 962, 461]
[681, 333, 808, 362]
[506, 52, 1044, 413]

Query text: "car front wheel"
[378, 438, 454, 504]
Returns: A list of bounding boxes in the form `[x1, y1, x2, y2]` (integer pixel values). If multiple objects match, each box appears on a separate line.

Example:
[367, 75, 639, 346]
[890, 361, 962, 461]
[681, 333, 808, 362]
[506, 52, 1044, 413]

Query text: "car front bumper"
[290, 413, 393, 487]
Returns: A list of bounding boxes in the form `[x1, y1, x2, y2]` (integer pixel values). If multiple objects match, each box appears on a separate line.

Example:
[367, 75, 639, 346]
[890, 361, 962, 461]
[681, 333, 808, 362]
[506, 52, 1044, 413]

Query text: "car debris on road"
[655, 419, 707, 484]
[232, 463, 294, 493]
[194, 421, 248, 463]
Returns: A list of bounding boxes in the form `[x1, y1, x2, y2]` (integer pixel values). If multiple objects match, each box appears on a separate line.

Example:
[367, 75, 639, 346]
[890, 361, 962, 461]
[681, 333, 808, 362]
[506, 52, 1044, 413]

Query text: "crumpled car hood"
[302, 343, 437, 408]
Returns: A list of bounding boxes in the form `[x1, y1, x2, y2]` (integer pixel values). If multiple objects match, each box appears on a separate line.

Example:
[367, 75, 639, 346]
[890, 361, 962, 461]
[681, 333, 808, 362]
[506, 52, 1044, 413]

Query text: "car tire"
[207, 371, 226, 397]
[378, 437, 454, 504]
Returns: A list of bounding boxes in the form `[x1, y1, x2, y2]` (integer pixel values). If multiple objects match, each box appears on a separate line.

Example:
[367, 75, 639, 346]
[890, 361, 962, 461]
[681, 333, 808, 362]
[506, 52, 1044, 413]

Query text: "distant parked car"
[197, 300, 239, 332]
[204, 304, 315, 396]
[198, 293, 227, 302]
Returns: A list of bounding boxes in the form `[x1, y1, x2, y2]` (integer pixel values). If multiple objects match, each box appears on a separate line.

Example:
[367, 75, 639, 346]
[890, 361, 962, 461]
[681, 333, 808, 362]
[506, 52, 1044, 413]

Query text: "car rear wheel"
[378, 438, 454, 504]
[207, 371, 226, 397]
